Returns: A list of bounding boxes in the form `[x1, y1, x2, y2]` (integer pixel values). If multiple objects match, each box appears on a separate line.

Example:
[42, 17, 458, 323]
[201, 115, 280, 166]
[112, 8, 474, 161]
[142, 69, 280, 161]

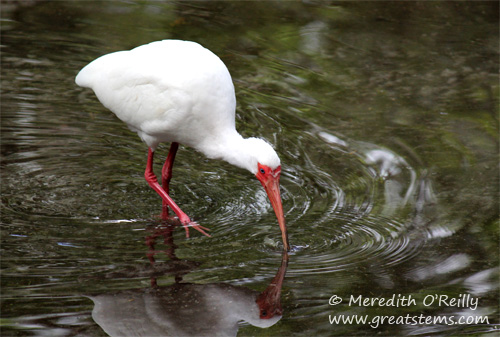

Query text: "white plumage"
[76, 40, 289, 250]
[76, 40, 278, 173]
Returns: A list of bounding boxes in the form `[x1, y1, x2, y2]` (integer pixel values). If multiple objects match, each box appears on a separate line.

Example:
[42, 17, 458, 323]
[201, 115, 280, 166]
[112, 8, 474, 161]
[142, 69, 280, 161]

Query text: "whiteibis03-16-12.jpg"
[75, 40, 289, 251]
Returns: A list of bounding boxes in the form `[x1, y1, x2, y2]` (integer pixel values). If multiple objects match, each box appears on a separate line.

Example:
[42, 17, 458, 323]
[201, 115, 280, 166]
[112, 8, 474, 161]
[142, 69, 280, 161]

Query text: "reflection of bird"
[76, 40, 289, 250]
[90, 283, 278, 337]
[89, 252, 289, 337]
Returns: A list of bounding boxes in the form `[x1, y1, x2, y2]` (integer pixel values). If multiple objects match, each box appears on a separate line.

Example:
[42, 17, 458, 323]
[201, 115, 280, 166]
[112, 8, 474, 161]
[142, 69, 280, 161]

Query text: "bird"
[75, 39, 289, 251]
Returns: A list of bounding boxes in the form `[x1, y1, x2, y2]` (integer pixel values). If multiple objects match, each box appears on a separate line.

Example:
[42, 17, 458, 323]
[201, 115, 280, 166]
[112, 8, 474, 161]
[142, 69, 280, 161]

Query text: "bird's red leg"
[144, 148, 210, 238]
[161, 142, 179, 219]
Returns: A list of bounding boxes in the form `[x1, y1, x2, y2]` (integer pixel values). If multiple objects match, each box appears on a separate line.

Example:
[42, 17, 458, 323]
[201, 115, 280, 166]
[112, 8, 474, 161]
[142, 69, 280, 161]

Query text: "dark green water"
[1, 2, 498, 336]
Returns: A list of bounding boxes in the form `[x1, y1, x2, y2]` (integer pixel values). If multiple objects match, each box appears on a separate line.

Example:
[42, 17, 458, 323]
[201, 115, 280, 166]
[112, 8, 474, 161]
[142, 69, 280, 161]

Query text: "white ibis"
[75, 40, 289, 251]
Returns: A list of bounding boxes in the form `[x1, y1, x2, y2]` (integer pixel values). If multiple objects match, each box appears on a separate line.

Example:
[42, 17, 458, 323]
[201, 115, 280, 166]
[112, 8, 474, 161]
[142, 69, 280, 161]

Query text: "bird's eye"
[261, 310, 267, 317]
[260, 168, 266, 174]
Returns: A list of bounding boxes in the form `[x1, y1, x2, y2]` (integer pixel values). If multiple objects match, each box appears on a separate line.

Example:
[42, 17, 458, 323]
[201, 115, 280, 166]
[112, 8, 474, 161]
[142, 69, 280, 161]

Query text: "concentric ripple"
[169, 127, 430, 279]
[282, 129, 427, 275]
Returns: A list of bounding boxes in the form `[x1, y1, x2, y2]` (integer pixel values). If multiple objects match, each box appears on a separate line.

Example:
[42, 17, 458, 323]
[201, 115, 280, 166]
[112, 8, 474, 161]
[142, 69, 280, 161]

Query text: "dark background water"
[1, 1, 499, 336]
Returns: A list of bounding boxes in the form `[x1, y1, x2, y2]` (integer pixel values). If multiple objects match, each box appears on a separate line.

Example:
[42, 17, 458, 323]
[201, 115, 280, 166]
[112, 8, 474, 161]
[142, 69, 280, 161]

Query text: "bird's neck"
[197, 131, 257, 174]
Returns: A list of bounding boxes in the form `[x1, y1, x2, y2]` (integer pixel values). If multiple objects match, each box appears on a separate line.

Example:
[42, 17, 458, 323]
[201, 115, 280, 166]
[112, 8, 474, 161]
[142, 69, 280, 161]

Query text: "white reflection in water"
[318, 130, 418, 217]
[90, 284, 281, 337]
[464, 268, 499, 296]
[408, 253, 471, 282]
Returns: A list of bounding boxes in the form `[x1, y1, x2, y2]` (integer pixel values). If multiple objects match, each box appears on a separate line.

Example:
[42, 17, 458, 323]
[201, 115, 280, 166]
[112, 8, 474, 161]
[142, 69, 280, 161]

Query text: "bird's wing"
[76, 40, 237, 147]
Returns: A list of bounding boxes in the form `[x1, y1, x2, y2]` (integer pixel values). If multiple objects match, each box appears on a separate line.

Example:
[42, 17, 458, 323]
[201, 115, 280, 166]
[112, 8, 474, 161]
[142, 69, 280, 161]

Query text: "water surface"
[1, 2, 499, 336]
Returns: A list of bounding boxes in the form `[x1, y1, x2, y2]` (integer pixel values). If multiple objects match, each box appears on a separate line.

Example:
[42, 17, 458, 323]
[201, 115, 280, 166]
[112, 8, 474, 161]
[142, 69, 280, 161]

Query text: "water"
[1, 2, 498, 336]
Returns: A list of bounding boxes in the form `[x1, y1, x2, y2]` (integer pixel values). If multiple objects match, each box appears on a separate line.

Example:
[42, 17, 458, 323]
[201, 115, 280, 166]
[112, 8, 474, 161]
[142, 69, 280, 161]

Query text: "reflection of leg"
[145, 229, 159, 287]
[145, 232, 157, 265]
[146, 225, 176, 264]
[145, 224, 199, 288]
[162, 225, 177, 261]
[146, 225, 176, 288]
[161, 142, 179, 219]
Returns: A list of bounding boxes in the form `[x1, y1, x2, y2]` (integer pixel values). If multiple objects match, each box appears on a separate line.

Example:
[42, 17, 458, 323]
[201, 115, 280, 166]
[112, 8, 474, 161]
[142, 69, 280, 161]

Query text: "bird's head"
[220, 136, 289, 250]
[247, 138, 289, 251]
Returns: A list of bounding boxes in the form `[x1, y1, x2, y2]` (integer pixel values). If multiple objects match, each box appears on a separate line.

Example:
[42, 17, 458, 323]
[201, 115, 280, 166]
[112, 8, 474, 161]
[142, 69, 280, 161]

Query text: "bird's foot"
[155, 212, 211, 238]
[178, 214, 211, 238]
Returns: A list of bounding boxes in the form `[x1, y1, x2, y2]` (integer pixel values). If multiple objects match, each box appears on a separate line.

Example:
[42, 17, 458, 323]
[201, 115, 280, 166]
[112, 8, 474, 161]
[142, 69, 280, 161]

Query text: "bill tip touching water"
[75, 39, 290, 251]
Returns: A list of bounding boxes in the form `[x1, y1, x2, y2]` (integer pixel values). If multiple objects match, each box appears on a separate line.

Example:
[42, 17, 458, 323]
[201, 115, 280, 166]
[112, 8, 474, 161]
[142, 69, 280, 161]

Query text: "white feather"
[76, 40, 280, 173]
